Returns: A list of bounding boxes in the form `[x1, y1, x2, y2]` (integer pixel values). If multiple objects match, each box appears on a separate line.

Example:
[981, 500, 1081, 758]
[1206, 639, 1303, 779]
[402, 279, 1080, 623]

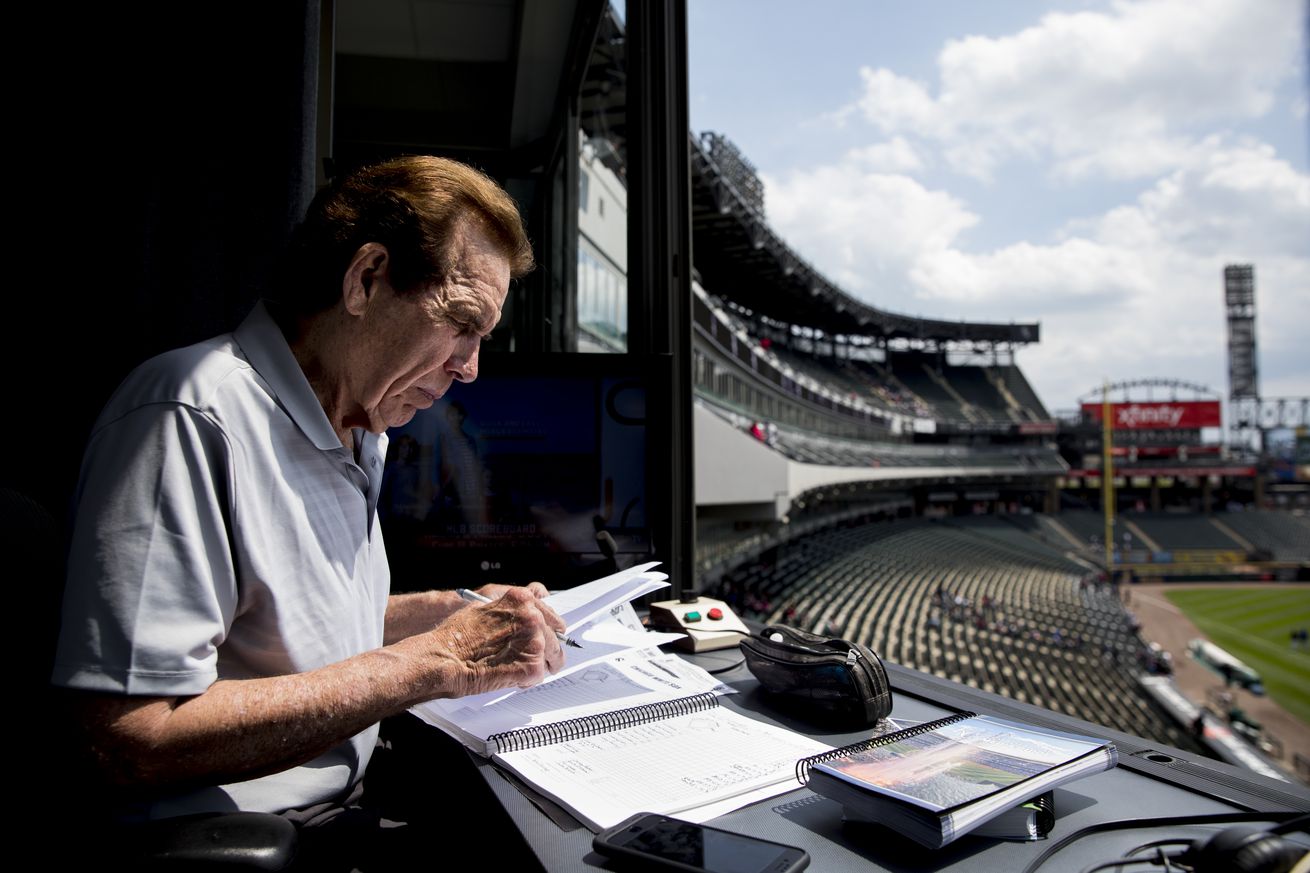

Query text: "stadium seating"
[1054, 510, 1115, 547]
[939, 365, 1012, 423]
[695, 395, 1066, 474]
[694, 285, 1051, 430]
[711, 516, 1203, 752]
[1128, 514, 1247, 552]
[887, 352, 971, 422]
[1214, 511, 1310, 562]
[1051, 509, 1310, 562]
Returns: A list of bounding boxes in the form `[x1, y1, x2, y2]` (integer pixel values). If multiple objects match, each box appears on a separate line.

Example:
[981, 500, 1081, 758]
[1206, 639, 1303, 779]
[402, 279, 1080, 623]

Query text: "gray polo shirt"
[54, 300, 390, 817]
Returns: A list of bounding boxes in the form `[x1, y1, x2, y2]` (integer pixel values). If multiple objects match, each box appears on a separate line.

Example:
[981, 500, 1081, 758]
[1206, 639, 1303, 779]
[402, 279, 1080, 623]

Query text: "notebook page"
[413, 650, 731, 743]
[494, 706, 830, 831]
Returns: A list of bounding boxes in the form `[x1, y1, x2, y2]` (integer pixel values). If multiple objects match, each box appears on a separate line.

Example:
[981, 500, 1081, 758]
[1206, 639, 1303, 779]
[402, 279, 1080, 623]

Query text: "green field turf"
[1164, 587, 1310, 726]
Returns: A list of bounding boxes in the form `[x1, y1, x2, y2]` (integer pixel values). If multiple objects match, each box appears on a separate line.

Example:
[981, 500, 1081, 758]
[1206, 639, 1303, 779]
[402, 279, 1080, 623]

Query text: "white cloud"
[854, 69, 941, 137]
[1004, 140, 1310, 407]
[851, 0, 1304, 181]
[764, 136, 1310, 410]
[848, 137, 926, 173]
[746, 0, 1309, 411]
[763, 159, 977, 297]
[909, 239, 1150, 309]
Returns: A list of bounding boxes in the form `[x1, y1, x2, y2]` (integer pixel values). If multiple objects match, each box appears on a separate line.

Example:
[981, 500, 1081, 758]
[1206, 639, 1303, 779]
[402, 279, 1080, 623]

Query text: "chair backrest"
[7, 486, 298, 869]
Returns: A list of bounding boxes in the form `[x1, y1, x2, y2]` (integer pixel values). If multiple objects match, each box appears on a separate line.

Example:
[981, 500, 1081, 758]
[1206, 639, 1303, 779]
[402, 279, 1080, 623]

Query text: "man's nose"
[447, 339, 480, 383]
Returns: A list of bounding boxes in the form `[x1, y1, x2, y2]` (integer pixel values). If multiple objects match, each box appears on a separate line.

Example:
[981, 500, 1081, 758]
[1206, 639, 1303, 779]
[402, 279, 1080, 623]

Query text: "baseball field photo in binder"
[797, 712, 1116, 849]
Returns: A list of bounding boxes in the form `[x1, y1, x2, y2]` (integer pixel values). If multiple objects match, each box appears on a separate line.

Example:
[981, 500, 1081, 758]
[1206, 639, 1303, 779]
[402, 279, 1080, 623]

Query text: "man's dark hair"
[278, 155, 534, 317]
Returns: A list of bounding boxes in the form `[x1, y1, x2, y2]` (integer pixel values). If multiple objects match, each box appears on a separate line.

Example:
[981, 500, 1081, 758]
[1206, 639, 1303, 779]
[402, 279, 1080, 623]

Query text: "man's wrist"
[432, 588, 469, 622]
[387, 627, 473, 704]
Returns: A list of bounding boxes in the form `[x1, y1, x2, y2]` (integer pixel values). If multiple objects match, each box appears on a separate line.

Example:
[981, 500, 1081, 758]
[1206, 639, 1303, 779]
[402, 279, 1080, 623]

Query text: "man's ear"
[341, 242, 390, 316]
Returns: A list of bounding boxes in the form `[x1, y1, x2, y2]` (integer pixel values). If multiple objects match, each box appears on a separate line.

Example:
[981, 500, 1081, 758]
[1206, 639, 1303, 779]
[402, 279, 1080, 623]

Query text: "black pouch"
[740, 625, 893, 728]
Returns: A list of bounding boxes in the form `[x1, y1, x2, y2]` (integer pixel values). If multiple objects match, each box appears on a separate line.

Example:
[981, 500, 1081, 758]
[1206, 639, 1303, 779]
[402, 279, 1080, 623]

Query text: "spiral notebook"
[490, 693, 831, 832]
[412, 648, 734, 756]
[797, 711, 1115, 848]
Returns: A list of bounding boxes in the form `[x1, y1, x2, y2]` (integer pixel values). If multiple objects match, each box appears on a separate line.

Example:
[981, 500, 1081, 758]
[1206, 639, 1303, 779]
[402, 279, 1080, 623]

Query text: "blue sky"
[688, 0, 1309, 417]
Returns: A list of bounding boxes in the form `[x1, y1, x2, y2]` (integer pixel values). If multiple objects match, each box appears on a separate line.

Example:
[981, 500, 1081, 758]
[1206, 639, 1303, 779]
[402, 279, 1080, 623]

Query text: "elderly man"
[52, 156, 565, 832]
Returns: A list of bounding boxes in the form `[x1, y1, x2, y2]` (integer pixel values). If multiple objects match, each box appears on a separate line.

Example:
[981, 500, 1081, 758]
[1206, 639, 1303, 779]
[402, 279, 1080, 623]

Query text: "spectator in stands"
[52, 156, 565, 857]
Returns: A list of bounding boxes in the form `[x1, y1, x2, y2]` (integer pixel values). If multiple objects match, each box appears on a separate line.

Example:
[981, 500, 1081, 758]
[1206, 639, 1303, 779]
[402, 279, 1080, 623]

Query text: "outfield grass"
[1164, 587, 1310, 726]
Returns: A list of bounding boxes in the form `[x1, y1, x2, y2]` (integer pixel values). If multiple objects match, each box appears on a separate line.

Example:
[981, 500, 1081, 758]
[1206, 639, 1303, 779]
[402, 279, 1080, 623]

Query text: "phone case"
[593, 813, 810, 873]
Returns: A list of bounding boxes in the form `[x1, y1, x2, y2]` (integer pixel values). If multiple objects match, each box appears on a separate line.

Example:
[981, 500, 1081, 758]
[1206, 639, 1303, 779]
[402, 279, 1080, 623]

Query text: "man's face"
[347, 223, 510, 433]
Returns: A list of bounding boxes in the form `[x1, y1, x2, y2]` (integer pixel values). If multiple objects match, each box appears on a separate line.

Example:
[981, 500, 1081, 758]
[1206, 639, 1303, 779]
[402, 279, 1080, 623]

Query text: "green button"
[684, 611, 702, 622]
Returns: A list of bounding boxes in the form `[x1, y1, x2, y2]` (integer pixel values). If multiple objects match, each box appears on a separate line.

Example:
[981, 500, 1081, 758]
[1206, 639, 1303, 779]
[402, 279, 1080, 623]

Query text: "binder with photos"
[796, 710, 1115, 848]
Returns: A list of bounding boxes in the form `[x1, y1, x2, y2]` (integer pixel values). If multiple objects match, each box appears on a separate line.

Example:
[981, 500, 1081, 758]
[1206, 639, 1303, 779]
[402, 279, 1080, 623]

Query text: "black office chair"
[9, 487, 297, 871]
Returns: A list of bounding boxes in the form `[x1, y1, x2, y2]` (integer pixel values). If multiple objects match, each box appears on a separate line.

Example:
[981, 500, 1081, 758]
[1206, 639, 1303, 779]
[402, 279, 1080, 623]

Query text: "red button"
[707, 608, 723, 620]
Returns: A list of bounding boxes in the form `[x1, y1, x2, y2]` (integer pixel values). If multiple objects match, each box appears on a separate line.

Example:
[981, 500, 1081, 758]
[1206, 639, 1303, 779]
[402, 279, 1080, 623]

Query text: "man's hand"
[384, 581, 550, 644]
[64, 585, 567, 793]
[404, 587, 567, 697]
[471, 581, 549, 602]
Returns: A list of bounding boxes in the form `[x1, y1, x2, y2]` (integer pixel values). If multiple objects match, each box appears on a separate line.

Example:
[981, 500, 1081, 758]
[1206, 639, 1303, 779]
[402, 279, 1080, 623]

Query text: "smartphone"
[593, 813, 810, 873]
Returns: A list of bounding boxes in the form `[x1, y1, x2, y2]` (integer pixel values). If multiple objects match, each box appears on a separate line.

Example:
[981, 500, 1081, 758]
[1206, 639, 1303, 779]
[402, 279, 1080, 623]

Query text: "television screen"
[380, 353, 670, 591]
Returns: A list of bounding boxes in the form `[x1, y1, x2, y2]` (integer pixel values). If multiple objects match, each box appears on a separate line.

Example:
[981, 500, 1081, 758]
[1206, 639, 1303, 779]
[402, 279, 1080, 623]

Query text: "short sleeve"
[52, 401, 237, 696]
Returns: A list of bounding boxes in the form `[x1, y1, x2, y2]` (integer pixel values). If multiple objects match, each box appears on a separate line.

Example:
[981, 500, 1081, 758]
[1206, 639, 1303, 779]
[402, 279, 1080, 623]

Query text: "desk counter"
[467, 649, 1309, 872]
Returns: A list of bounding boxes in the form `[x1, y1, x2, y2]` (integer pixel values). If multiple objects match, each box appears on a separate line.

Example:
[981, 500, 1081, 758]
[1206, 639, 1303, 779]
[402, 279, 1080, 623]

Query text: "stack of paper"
[410, 563, 832, 832]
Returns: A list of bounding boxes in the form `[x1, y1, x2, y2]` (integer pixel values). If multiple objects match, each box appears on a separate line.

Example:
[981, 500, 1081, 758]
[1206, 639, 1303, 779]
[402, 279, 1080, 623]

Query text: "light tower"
[1224, 264, 1259, 451]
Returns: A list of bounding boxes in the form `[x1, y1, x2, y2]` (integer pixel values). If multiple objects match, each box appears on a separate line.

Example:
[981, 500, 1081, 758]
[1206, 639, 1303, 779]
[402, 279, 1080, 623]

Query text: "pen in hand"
[455, 588, 583, 649]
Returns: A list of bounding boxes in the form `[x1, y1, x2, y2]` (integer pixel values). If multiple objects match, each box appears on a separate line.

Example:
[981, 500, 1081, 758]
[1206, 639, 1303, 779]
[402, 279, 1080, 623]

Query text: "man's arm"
[67, 587, 565, 792]
[383, 581, 549, 644]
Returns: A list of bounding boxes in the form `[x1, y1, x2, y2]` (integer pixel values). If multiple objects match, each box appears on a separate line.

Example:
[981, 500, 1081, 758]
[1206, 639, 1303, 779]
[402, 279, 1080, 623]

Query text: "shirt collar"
[234, 300, 345, 452]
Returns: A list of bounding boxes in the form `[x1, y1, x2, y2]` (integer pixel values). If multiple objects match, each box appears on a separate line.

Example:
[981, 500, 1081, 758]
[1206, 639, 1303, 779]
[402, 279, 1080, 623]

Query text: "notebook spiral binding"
[488, 691, 721, 754]
[794, 711, 976, 785]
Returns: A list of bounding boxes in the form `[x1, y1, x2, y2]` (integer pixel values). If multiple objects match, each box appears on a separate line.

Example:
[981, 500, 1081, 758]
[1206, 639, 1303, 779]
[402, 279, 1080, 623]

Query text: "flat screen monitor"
[379, 352, 672, 591]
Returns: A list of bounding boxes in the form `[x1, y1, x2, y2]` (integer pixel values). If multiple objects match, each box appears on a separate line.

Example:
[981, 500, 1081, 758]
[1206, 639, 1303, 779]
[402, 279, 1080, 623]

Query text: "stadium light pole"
[1102, 381, 1116, 581]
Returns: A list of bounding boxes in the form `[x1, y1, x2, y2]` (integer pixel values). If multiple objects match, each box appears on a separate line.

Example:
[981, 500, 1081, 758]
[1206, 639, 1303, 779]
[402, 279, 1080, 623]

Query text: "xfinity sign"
[1081, 401, 1222, 430]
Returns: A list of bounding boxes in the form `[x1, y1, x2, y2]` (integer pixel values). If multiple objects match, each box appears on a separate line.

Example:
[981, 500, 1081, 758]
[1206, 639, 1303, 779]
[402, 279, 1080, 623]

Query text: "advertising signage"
[1081, 401, 1222, 430]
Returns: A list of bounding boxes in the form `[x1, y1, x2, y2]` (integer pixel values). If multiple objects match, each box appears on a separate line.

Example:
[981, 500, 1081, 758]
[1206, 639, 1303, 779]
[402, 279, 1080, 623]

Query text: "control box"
[647, 595, 750, 652]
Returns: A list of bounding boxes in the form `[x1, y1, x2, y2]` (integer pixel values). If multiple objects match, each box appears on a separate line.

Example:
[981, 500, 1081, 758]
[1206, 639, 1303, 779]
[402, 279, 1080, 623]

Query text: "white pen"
[455, 588, 582, 649]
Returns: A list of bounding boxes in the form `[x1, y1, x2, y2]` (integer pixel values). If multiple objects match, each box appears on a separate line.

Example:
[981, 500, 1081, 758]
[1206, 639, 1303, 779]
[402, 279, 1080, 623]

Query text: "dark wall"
[9, 2, 321, 529]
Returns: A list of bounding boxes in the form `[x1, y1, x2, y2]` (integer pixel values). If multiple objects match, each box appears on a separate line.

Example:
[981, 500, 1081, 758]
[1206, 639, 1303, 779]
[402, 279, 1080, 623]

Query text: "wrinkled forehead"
[420, 218, 512, 328]
[418, 269, 507, 332]
[475, 296, 504, 332]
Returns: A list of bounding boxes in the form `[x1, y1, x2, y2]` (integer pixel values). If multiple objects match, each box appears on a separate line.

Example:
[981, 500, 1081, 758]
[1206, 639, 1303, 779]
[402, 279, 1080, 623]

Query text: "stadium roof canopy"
[578, 7, 1040, 347]
[690, 139, 1040, 345]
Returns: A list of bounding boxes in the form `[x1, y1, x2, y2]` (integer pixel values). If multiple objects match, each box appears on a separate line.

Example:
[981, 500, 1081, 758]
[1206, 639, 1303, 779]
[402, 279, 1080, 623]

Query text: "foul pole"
[1102, 381, 1116, 579]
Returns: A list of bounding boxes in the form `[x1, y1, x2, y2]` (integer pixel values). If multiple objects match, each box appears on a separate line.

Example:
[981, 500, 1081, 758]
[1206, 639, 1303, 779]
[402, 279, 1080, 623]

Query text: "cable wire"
[1021, 811, 1304, 873]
